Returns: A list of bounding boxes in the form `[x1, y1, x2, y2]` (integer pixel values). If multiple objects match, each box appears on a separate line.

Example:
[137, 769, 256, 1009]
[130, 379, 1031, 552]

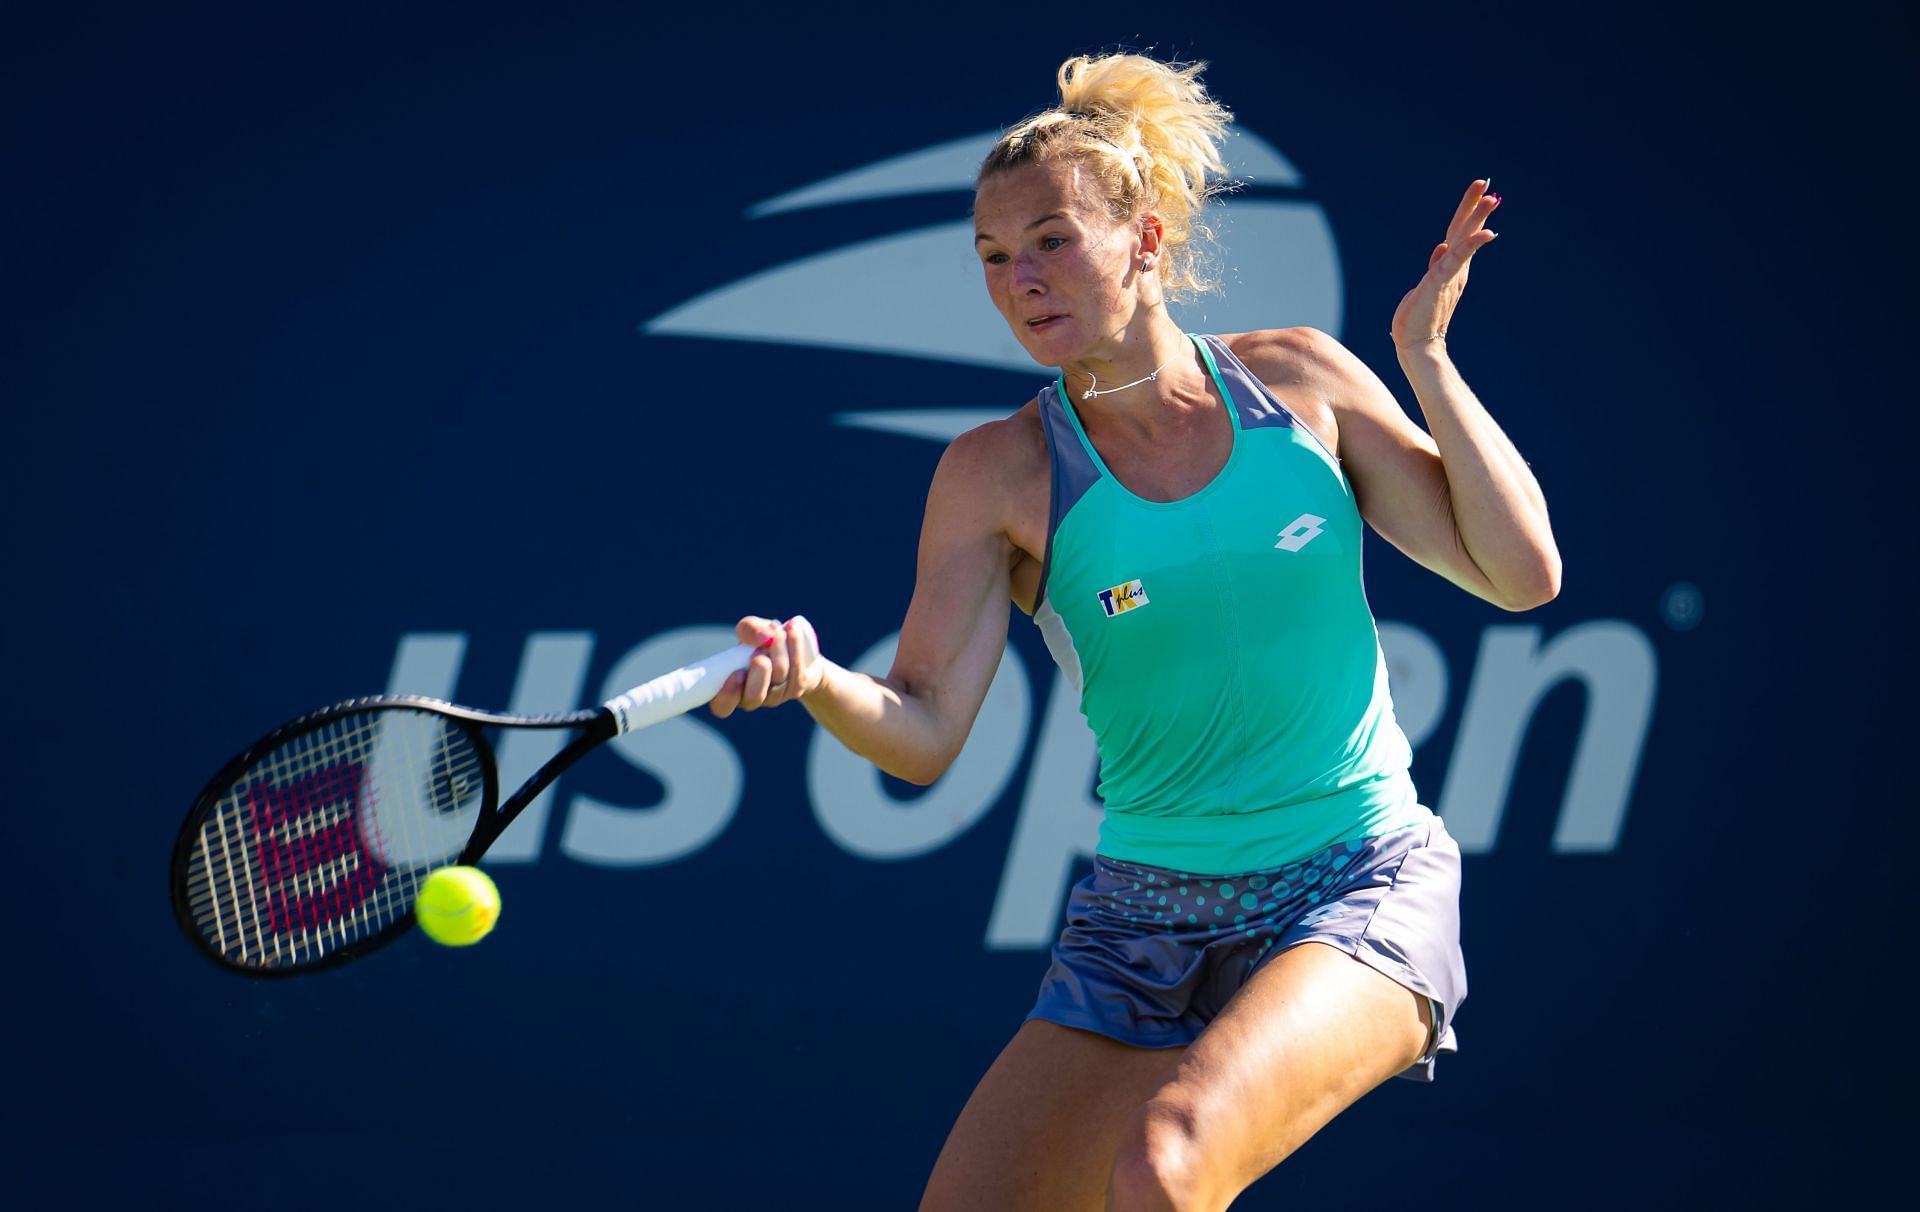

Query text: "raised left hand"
[1391, 179, 1500, 352]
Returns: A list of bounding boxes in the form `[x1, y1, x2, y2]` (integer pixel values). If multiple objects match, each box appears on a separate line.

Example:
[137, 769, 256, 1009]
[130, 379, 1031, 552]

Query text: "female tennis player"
[712, 52, 1559, 1211]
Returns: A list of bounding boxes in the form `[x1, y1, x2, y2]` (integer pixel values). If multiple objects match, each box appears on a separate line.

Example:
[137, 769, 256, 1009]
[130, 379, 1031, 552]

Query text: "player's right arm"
[711, 420, 1020, 786]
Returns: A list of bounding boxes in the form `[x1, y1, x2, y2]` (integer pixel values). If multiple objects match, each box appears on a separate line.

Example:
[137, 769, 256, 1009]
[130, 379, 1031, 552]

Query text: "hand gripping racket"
[170, 638, 766, 977]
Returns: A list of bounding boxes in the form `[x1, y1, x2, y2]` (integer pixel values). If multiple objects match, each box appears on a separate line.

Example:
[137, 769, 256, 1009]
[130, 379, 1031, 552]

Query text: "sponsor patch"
[1096, 579, 1150, 617]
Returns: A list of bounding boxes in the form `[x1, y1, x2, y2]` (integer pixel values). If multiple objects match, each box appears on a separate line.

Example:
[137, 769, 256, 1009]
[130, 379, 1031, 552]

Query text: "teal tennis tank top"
[1031, 334, 1430, 875]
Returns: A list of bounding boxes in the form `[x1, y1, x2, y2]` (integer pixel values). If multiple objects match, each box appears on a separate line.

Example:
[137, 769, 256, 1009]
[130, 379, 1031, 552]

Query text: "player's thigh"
[921, 1018, 1182, 1212]
[1121, 941, 1431, 1204]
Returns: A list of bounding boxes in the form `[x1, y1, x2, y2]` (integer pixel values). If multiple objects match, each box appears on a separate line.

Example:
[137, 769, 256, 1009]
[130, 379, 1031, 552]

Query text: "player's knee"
[1108, 1095, 1209, 1211]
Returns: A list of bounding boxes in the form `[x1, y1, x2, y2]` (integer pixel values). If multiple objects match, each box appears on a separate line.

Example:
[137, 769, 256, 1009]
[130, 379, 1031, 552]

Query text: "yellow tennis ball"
[415, 865, 500, 947]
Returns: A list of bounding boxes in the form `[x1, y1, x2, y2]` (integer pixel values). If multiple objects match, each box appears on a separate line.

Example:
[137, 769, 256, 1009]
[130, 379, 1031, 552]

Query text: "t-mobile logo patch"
[1275, 513, 1328, 552]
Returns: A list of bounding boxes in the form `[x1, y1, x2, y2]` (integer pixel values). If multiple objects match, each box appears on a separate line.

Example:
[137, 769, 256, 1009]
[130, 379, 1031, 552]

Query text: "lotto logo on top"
[1275, 513, 1328, 552]
[1097, 580, 1150, 617]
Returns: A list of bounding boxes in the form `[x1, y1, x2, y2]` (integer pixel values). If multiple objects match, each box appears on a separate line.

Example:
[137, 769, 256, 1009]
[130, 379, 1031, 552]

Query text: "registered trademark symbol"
[1661, 582, 1703, 631]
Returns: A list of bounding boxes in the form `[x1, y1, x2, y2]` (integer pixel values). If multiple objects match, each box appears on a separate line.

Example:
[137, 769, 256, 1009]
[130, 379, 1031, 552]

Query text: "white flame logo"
[644, 128, 1343, 443]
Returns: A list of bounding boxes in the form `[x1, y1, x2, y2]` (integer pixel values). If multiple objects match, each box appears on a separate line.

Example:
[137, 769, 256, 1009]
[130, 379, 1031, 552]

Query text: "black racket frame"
[170, 694, 618, 977]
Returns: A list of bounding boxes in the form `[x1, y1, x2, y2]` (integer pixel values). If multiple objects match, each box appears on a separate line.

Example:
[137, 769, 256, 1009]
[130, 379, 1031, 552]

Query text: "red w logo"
[246, 762, 388, 934]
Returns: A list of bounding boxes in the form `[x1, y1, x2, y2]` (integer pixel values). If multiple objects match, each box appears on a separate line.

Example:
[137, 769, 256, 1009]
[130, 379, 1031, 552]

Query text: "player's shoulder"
[937, 397, 1047, 487]
[1218, 326, 1359, 386]
[1215, 328, 1353, 449]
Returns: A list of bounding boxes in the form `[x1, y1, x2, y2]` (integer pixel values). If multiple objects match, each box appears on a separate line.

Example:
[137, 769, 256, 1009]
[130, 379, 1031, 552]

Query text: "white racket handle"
[602, 641, 760, 735]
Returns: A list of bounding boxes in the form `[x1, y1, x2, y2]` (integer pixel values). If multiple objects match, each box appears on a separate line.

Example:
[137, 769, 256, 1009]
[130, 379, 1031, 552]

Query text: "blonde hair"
[979, 53, 1233, 298]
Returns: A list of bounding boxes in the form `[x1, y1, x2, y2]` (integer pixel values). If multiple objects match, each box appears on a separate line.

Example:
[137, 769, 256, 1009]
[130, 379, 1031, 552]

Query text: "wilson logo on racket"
[245, 762, 387, 934]
[1097, 580, 1150, 617]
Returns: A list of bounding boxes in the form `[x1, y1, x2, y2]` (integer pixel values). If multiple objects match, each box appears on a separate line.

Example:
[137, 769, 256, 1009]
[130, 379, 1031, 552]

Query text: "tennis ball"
[414, 865, 500, 947]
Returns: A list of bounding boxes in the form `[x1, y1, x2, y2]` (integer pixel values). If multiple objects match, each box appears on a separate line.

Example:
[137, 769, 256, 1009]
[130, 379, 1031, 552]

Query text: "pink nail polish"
[1487, 193, 1501, 205]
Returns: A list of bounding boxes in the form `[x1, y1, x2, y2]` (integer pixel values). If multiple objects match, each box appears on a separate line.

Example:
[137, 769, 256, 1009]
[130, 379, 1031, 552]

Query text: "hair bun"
[981, 53, 1232, 299]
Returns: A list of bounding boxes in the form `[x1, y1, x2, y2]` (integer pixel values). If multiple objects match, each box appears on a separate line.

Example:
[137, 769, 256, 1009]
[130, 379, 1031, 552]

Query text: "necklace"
[1082, 352, 1177, 399]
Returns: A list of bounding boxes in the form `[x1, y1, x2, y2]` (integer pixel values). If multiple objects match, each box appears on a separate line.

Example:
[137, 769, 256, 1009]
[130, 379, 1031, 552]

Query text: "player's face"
[973, 159, 1148, 367]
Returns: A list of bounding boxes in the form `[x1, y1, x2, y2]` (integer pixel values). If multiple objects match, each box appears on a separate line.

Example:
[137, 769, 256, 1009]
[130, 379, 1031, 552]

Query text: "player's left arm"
[1288, 179, 1559, 611]
[1315, 325, 1560, 611]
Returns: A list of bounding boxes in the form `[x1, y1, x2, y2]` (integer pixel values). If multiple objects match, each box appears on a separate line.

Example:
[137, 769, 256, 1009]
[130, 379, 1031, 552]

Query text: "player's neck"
[1062, 320, 1205, 423]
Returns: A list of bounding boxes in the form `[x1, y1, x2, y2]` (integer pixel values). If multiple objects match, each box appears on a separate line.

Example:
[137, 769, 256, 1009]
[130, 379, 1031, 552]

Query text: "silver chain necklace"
[1082, 352, 1177, 399]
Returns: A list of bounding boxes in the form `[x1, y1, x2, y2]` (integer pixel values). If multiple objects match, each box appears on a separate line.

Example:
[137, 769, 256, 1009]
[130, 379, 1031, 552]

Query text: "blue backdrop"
[4, 2, 1906, 1205]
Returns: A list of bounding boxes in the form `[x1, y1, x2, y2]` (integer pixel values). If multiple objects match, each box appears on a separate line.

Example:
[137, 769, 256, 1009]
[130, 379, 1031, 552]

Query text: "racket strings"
[183, 710, 486, 970]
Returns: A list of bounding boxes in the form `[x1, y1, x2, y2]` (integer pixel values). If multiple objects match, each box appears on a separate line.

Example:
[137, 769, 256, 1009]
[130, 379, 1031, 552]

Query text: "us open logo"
[643, 126, 1341, 445]
[1097, 580, 1150, 617]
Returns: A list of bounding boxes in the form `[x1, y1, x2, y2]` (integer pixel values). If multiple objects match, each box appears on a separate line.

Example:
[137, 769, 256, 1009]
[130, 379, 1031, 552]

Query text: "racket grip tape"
[603, 641, 760, 734]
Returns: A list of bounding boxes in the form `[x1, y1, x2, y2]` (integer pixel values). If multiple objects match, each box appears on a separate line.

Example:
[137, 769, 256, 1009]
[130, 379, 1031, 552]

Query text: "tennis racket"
[171, 636, 768, 978]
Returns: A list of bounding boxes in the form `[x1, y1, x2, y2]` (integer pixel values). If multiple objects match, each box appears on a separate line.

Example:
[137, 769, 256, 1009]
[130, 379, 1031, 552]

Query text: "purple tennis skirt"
[1027, 816, 1466, 1081]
